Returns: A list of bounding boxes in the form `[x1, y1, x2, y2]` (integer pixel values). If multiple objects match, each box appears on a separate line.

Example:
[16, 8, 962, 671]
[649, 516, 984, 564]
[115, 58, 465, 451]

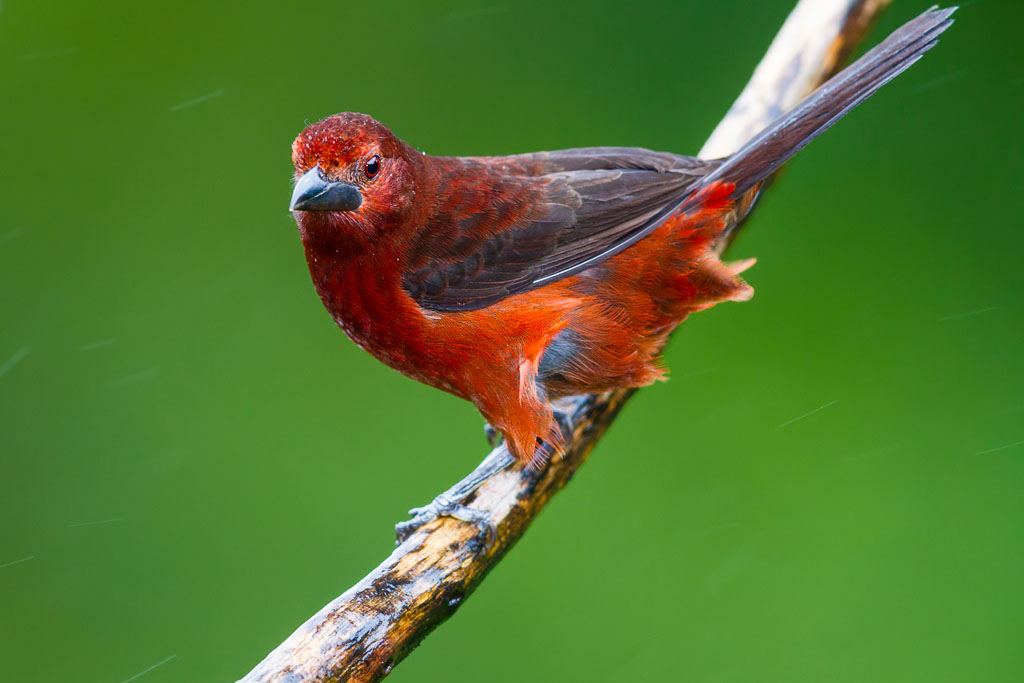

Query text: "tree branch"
[239, 2, 891, 681]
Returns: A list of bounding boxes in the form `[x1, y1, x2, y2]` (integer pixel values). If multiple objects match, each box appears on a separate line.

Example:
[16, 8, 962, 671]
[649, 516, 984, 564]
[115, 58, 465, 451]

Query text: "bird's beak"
[289, 165, 362, 212]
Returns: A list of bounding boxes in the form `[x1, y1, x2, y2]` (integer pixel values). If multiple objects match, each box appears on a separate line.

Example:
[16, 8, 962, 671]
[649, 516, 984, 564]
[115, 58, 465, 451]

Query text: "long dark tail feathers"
[703, 6, 957, 198]
[532, 8, 954, 283]
[583, 7, 954, 271]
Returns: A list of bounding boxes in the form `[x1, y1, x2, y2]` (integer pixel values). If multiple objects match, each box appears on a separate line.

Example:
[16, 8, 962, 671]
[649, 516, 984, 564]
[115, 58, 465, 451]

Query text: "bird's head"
[290, 113, 416, 243]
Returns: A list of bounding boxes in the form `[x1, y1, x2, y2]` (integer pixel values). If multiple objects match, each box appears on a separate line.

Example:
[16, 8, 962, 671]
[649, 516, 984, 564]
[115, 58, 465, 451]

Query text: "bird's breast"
[304, 249, 461, 388]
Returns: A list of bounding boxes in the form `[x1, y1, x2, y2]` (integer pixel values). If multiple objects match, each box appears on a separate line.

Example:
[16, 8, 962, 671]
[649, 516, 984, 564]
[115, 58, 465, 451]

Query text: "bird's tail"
[700, 6, 956, 199]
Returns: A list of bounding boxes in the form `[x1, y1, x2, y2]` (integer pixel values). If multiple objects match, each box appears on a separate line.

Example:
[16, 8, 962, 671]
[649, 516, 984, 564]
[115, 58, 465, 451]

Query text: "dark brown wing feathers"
[403, 148, 715, 311]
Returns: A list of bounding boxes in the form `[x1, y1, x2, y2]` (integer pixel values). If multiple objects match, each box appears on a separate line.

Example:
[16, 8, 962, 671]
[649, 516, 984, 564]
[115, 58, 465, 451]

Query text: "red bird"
[289, 9, 952, 468]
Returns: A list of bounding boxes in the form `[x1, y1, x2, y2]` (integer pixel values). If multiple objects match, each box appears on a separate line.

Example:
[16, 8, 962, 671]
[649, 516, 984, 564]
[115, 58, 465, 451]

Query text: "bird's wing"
[402, 147, 717, 312]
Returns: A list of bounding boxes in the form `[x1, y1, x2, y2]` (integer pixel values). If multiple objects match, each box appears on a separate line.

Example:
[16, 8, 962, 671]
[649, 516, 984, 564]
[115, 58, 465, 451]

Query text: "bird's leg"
[395, 445, 516, 545]
[550, 396, 584, 441]
[551, 393, 595, 440]
[483, 422, 502, 448]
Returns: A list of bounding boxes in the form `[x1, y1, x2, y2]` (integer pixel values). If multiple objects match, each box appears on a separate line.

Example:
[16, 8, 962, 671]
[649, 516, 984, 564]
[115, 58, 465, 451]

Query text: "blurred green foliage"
[1, 1, 1022, 681]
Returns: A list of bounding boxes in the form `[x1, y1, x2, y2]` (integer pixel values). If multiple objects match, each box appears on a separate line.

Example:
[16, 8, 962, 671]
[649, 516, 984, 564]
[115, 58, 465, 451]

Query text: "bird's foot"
[395, 493, 496, 546]
[552, 405, 576, 442]
[394, 436, 517, 547]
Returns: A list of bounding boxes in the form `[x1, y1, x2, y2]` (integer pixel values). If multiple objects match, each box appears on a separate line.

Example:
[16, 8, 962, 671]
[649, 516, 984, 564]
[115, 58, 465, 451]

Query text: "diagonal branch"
[239, 2, 890, 681]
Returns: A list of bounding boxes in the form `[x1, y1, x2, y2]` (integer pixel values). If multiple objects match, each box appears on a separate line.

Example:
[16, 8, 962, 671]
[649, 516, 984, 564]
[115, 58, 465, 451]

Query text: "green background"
[1, 1, 1021, 681]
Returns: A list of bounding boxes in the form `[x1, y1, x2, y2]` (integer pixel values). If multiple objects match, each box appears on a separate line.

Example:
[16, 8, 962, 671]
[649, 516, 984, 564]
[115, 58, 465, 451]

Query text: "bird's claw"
[395, 495, 496, 547]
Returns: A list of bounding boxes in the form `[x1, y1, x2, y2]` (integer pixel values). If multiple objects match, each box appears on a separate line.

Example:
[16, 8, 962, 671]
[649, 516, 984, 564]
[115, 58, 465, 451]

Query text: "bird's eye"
[364, 154, 381, 180]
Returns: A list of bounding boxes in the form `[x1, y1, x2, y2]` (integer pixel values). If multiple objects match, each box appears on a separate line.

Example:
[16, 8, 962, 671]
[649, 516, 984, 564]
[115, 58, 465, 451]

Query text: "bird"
[288, 8, 954, 469]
